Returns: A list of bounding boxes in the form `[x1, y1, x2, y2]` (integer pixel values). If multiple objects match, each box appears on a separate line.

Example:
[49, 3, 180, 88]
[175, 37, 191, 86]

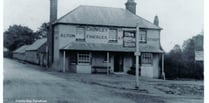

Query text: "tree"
[34, 22, 49, 39]
[4, 25, 36, 51]
[182, 35, 203, 79]
[182, 39, 195, 69]
[164, 34, 204, 79]
[164, 44, 184, 79]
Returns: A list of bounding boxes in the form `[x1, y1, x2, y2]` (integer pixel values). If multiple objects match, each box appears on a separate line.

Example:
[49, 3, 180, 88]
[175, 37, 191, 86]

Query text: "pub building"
[49, 0, 165, 78]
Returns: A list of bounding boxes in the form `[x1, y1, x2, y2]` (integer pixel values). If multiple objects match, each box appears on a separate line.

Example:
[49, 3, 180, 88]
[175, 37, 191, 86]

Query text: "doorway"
[114, 55, 123, 72]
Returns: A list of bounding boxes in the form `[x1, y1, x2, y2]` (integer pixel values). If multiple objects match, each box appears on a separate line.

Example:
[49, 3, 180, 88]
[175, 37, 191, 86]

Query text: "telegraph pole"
[135, 23, 140, 89]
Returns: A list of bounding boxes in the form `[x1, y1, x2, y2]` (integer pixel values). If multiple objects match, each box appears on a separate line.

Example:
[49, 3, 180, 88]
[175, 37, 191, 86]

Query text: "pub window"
[76, 27, 85, 41]
[141, 53, 153, 65]
[109, 29, 117, 42]
[139, 30, 147, 43]
[78, 52, 90, 64]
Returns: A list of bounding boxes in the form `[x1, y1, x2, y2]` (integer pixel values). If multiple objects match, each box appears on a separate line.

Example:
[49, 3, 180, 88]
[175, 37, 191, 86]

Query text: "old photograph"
[3, 0, 204, 103]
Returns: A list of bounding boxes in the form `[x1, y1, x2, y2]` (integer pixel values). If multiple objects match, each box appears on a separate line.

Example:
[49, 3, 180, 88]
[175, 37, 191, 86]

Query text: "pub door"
[114, 55, 123, 72]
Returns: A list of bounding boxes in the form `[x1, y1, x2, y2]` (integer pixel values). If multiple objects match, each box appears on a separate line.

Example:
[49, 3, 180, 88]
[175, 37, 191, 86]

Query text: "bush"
[4, 51, 13, 58]
[164, 53, 204, 80]
[127, 66, 141, 76]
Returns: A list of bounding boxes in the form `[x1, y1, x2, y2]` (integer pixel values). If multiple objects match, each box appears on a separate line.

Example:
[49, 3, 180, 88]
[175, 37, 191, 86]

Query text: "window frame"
[77, 52, 91, 65]
[109, 28, 118, 43]
[139, 29, 147, 43]
[76, 26, 85, 41]
[141, 53, 153, 65]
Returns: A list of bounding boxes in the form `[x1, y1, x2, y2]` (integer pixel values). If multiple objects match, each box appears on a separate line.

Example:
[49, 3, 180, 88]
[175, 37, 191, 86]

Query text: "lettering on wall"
[143, 45, 156, 49]
[60, 33, 75, 38]
[85, 26, 109, 40]
[123, 31, 136, 47]
[86, 34, 107, 39]
[86, 26, 108, 32]
[147, 38, 160, 41]
[124, 41, 135, 47]
[59, 26, 125, 41]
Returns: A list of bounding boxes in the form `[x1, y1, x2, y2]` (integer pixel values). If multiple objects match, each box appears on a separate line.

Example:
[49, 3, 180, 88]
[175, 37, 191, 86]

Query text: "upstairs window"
[141, 53, 153, 65]
[76, 27, 85, 41]
[139, 30, 147, 43]
[109, 29, 117, 42]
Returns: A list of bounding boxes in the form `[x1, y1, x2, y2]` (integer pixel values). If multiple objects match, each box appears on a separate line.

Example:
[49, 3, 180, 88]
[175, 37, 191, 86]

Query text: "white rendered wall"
[141, 65, 154, 78]
[76, 65, 92, 73]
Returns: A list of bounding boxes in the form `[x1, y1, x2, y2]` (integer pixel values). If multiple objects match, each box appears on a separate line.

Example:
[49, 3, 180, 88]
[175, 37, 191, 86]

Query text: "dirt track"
[3, 58, 203, 103]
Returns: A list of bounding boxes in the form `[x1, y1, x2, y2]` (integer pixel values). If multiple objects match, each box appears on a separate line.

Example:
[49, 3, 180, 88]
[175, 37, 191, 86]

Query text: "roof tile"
[13, 45, 30, 53]
[26, 38, 47, 51]
[54, 5, 161, 29]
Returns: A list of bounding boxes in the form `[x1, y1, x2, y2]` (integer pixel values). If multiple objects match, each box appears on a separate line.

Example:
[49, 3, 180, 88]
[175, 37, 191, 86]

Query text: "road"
[3, 58, 203, 103]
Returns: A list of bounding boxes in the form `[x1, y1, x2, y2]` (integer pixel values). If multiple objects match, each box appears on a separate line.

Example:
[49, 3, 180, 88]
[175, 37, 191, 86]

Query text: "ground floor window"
[78, 52, 91, 64]
[141, 53, 153, 65]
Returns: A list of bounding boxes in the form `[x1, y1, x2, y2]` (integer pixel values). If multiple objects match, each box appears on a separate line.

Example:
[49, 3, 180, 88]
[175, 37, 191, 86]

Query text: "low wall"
[76, 65, 92, 73]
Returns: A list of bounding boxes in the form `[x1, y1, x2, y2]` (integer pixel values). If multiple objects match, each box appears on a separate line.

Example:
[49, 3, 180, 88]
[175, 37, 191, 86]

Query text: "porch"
[60, 50, 134, 74]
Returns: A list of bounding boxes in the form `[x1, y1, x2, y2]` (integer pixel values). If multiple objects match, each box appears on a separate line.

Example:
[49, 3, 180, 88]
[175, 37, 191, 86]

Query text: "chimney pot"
[154, 15, 159, 26]
[125, 0, 137, 14]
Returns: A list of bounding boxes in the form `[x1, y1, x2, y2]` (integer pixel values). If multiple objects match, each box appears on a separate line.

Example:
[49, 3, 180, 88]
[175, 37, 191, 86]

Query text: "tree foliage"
[4, 25, 36, 51]
[4, 23, 48, 51]
[164, 45, 184, 78]
[34, 22, 49, 39]
[164, 34, 204, 79]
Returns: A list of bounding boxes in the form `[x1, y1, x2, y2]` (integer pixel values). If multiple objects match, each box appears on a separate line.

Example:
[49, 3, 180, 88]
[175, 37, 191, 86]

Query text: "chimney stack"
[48, 0, 57, 67]
[125, 0, 137, 14]
[50, 0, 57, 22]
[154, 15, 159, 26]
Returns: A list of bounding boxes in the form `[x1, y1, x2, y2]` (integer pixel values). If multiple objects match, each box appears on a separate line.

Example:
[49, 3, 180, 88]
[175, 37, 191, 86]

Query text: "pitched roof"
[61, 42, 164, 53]
[13, 45, 30, 53]
[54, 5, 161, 29]
[26, 38, 47, 51]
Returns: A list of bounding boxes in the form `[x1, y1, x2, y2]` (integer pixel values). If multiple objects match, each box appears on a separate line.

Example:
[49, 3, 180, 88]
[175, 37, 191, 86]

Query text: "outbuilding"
[49, 0, 165, 78]
[13, 45, 30, 61]
[25, 38, 47, 66]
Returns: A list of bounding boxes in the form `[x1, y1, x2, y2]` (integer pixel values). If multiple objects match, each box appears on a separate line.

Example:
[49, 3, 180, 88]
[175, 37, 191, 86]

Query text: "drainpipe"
[162, 54, 165, 80]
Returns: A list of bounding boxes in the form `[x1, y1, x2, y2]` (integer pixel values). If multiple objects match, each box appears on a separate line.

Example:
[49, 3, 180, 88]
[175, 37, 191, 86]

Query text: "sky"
[3, 0, 204, 52]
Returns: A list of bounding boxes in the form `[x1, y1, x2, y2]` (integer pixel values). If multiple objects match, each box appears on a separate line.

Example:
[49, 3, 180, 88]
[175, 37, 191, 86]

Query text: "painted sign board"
[195, 51, 204, 61]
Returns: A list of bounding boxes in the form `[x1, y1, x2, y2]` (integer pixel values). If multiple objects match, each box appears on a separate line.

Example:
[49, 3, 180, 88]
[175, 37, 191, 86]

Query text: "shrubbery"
[164, 34, 204, 80]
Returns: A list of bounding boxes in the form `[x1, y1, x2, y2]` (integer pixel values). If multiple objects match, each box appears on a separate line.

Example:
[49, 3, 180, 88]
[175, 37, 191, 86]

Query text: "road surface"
[3, 58, 203, 103]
